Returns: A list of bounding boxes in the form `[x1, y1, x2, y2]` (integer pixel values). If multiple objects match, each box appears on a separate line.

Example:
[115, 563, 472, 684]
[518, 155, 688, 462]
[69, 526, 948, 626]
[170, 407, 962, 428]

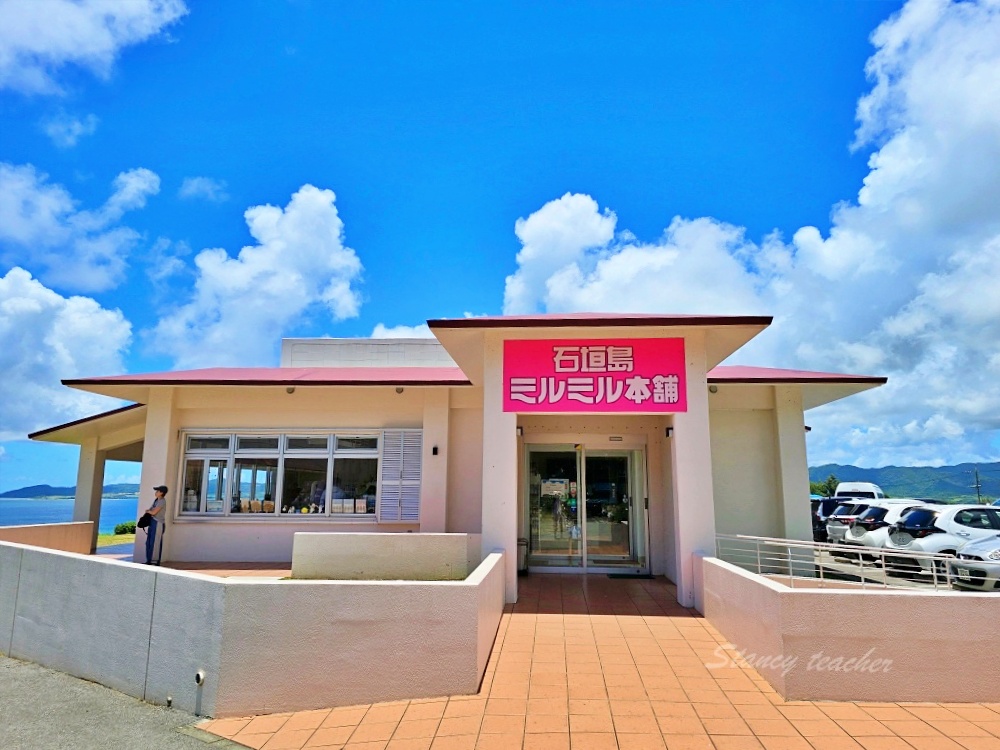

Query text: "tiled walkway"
[199, 575, 1000, 750]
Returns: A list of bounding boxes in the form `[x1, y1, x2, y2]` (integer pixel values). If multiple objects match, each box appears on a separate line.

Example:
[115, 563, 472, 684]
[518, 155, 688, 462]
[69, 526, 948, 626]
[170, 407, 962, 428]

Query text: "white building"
[32, 313, 885, 609]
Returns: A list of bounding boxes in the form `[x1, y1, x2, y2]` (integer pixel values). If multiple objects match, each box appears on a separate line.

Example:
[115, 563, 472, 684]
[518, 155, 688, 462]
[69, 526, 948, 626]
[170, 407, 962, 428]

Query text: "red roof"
[708, 365, 887, 384]
[64, 367, 472, 388]
[428, 312, 772, 329]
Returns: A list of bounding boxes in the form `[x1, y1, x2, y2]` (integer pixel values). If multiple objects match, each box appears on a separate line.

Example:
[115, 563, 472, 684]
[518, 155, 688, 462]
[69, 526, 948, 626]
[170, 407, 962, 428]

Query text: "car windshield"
[836, 491, 876, 499]
[899, 508, 937, 528]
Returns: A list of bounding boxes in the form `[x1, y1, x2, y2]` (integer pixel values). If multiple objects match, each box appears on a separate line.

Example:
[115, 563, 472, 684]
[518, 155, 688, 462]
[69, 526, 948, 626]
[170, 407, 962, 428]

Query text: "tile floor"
[198, 574, 1000, 750]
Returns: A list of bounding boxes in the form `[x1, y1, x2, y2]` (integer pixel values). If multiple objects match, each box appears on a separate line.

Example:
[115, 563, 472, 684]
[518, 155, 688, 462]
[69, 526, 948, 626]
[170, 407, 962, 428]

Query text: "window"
[237, 436, 279, 452]
[182, 458, 228, 513]
[232, 457, 278, 513]
[955, 510, 994, 529]
[187, 435, 231, 451]
[333, 457, 377, 514]
[177, 430, 422, 522]
[281, 457, 328, 514]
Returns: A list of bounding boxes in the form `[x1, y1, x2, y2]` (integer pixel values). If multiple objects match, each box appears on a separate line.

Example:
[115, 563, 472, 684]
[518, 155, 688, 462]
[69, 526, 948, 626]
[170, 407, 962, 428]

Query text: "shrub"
[114, 521, 137, 535]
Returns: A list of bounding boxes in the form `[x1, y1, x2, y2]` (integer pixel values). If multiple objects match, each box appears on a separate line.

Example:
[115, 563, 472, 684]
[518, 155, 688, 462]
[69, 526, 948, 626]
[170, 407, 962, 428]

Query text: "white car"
[842, 499, 931, 552]
[826, 501, 872, 544]
[950, 534, 1000, 592]
[885, 505, 1000, 576]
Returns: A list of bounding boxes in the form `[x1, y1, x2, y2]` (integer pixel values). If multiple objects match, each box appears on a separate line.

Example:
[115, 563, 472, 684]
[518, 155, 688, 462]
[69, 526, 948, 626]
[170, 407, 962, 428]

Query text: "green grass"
[96, 533, 135, 548]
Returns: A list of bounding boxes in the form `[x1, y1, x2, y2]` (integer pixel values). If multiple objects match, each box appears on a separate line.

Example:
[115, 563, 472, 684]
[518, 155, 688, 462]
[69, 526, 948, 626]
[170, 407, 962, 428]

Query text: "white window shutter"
[379, 429, 422, 523]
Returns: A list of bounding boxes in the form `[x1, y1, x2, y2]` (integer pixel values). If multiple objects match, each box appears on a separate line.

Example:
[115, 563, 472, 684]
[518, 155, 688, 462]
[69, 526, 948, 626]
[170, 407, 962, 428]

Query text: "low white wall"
[0, 522, 93, 554]
[292, 532, 475, 580]
[164, 520, 418, 563]
[702, 556, 1000, 703]
[0, 541, 505, 718]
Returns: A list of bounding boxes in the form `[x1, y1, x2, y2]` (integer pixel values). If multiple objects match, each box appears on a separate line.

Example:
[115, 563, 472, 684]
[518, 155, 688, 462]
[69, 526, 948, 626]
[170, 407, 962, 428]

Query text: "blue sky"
[3, 0, 1000, 492]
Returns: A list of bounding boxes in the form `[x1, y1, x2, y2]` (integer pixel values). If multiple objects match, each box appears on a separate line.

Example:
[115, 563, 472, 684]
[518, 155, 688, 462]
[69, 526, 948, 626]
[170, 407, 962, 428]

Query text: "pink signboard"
[503, 338, 687, 413]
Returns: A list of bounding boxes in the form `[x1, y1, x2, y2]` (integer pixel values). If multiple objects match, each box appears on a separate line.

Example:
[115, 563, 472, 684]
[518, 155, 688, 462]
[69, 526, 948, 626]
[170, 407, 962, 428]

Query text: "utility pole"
[972, 466, 983, 504]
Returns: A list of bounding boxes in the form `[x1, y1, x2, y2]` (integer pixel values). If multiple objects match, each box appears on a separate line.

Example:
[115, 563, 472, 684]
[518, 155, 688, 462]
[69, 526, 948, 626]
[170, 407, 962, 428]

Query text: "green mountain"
[809, 463, 1000, 502]
[0, 483, 140, 499]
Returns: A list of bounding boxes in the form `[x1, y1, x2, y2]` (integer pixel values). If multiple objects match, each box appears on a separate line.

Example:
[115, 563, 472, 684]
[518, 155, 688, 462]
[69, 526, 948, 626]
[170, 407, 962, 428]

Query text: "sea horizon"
[0, 495, 141, 536]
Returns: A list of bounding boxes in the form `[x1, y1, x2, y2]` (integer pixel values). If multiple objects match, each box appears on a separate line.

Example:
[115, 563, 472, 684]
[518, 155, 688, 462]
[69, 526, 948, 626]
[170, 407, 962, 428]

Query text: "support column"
[133, 387, 178, 563]
[481, 333, 518, 603]
[774, 385, 812, 541]
[420, 388, 450, 533]
[671, 332, 716, 612]
[74, 437, 106, 553]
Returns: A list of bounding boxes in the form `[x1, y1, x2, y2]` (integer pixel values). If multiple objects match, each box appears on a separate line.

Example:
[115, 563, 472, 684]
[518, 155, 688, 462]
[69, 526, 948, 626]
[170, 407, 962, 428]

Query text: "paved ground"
[0, 655, 232, 750]
[197, 575, 1000, 750]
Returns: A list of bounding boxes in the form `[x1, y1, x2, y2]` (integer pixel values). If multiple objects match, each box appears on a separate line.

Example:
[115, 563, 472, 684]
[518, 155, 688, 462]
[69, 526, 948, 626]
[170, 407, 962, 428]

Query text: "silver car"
[950, 533, 1000, 592]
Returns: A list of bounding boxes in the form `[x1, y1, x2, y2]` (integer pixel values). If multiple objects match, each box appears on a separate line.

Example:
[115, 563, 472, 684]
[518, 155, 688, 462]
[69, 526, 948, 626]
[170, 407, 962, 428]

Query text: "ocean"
[0, 495, 141, 535]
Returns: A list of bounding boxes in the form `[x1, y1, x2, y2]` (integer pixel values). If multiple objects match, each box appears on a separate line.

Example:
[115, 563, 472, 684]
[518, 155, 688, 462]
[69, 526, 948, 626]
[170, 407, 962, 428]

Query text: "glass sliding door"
[526, 444, 648, 573]
[527, 447, 583, 568]
[584, 452, 633, 565]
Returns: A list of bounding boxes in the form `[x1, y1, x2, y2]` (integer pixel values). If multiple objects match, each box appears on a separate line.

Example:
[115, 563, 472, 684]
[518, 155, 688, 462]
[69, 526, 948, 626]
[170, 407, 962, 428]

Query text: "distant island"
[809, 462, 1000, 503]
[0, 484, 140, 499]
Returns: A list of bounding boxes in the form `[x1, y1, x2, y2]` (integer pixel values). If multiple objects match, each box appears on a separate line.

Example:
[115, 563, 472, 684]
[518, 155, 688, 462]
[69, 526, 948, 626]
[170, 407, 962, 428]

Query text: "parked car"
[811, 497, 842, 542]
[885, 505, 1000, 576]
[826, 501, 872, 544]
[842, 499, 931, 552]
[950, 533, 1000, 591]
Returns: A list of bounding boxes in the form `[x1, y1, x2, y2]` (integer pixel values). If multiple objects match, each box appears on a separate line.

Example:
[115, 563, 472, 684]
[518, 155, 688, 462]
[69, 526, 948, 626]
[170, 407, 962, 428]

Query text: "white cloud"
[0, 162, 159, 292]
[0, 0, 188, 94]
[178, 176, 229, 203]
[503, 0, 1000, 468]
[0, 267, 131, 441]
[42, 111, 99, 147]
[371, 323, 433, 338]
[149, 184, 364, 368]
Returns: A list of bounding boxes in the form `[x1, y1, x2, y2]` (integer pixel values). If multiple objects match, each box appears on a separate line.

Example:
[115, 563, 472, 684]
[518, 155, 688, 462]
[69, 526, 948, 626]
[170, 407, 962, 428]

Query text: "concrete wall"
[291, 532, 476, 580]
[0, 541, 505, 718]
[214, 552, 505, 716]
[0, 522, 93, 554]
[701, 555, 1000, 703]
[167, 519, 417, 563]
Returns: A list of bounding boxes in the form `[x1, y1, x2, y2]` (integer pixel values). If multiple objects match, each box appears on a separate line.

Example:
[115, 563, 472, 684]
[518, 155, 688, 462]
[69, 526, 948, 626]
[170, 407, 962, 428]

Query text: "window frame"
[176, 429, 402, 521]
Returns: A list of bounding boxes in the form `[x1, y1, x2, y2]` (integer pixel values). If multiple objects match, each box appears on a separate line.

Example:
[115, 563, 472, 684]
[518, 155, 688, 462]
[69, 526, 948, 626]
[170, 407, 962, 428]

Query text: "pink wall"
[701, 555, 1000, 703]
[0, 522, 93, 555]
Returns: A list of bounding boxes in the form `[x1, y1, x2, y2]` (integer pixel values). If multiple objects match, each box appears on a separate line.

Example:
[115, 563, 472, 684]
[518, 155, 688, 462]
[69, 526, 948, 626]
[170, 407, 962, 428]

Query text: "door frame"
[522, 434, 650, 575]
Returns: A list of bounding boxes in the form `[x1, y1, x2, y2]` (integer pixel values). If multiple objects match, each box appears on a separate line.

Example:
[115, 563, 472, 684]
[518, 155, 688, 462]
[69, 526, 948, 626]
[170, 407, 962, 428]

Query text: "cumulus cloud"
[503, 0, 1000, 467]
[0, 162, 159, 292]
[0, 267, 131, 441]
[0, 0, 188, 94]
[371, 323, 434, 338]
[178, 176, 229, 203]
[149, 185, 364, 368]
[42, 111, 99, 147]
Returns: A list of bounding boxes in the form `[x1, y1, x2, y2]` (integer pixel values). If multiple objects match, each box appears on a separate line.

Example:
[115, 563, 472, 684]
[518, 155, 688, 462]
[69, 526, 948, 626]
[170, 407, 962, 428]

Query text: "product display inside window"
[176, 431, 416, 520]
[281, 457, 328, 514]
[332, 458, 378, 514]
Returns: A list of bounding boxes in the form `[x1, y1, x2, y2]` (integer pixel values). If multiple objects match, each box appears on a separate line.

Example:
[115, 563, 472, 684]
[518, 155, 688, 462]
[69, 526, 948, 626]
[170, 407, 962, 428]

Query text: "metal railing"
[715, 534, 960, 591]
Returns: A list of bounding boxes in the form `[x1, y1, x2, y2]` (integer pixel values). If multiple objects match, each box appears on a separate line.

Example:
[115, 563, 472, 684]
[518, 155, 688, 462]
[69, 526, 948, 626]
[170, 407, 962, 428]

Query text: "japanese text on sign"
[503, 338, 687, 413]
